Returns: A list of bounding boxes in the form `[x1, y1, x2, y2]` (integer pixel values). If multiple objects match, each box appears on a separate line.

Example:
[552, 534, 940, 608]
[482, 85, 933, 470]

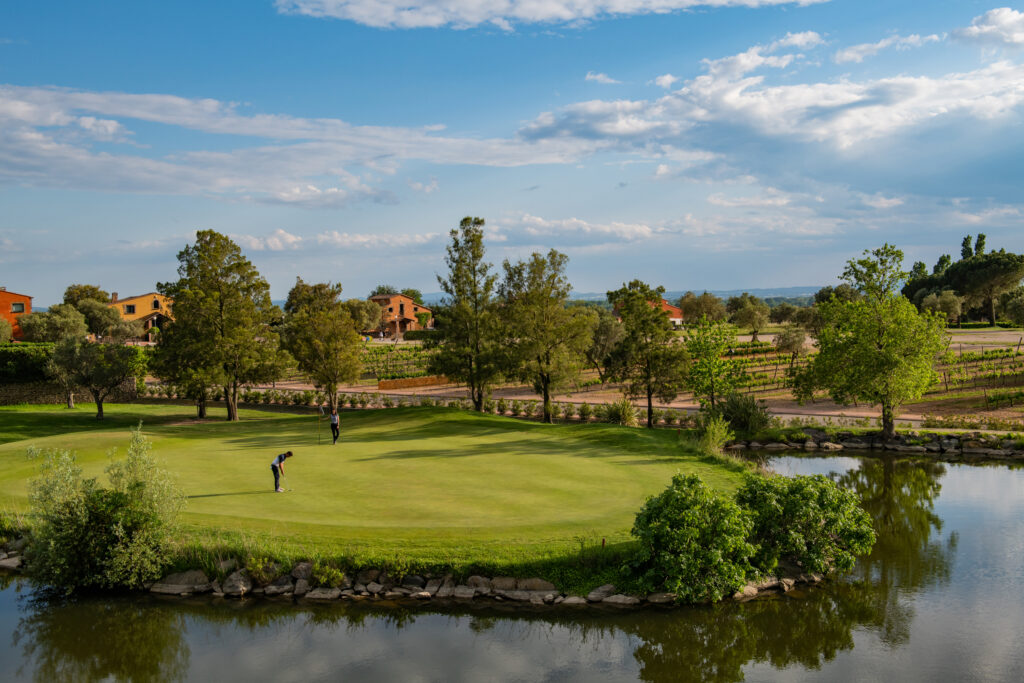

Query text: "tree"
[678, 291, 727, 322]
[18, 304, 88, 342]
[63, 284, 111, 307]
[75, 299, 123, 337]
[769, 302, 797, 324]
[157, 230, 290, 421]
[732, 302, 769, 342]
[370, 284, 398, 297]
[975, 233, 986, 256]
[401, 288, 424, 305]
[50, 337, 147, 419]
[725, 292, 765, 316]
[773, 324, 807, 368]
[0, 317, 11, 343]
[793, 246, 946, 440]
[281, 278, 362, 413]
[933, 254, 952, 275]
[150, 308, 221, 419]
[961, 235, 974, 260]
[921, 290, 962, 325]
[607, 280, 688, 428]
[342, 298, 383, 333]
[942, 250, 1024, 324]
[813, 284, 861, 305]
[427, 217, 503, 411]
[499, 250, 596, 423]
[585, 307, 625, 383]
[683, 316, 743, 409]
[909, 261, 928, 282]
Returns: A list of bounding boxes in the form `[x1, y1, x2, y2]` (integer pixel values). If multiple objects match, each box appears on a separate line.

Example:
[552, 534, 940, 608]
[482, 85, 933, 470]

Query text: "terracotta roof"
[0, 289, 33, 299]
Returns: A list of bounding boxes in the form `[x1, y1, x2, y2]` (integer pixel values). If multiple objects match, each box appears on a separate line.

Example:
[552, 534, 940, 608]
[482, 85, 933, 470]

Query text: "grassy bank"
[0, 403, 747, 592]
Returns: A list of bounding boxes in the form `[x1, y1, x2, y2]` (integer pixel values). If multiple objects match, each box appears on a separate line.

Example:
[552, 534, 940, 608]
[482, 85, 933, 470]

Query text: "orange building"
[369, 293, 433, 338]
[108, 291, 173, 341]
[656, 299, 684, 327]
[0, 287, 32, 340]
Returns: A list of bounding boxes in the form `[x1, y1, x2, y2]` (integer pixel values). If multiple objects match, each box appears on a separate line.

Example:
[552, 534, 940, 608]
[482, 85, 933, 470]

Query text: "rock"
[424, 578, 442, 595]
[840, 440, 868, 450]
[529, 594, 546, 605]
[748, 441, 763, 449]
[754, 577, 779, 592]
[586, 584, 617, 602]
[402, 575, 426, 588]
[390, 586, 412, 596]
[518, 578, 556, 591]
[10, 538, 28, 552]
[0, 552, 6, 560]
[467, 575, 492, 591]
[366, 582, 384, 594]
[305, 587, 341, 600]
[726, 443, 747, 451]
[939, 439, 959, 451]
[383, 591, 404, 600]
[808, 573, 823, 583]
[543, 593, 557, 604]
[353, 583, 367, 593]
[357, 569, 381, 584]
[294, 579, 310, 596]
[221, 570, 252, 597]
[435, 578, 456, 598]
[603, 594, 641, 606]
[411, 591, 431, 600]
[491, 576, 517, 591]
[554, 596, 565, 605]
[734, 585, 758, 600]
[0, 556, 23, 571]
[780, 578, 795, 592]
[497, 590, 552, 602]
[764, 442, 788, 450]
[897, 444, 927, 453]
[803, 440, 818, 450]
[561, 596, 587, 606]
[291, 562, 313, 581]
[819, 442, 843, 451]
[264, 576, 295, 596]
[646, 592, 676, 605]
[924, 442, 942, 452]
[150, 570, 212, 595]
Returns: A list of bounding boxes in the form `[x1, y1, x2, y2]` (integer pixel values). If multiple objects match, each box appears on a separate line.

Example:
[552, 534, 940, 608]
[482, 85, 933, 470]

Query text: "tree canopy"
[678, 291, 727, 322]
[63, 284, 111, 306]
[401, 288, 424, 305]
[18, 304, 88, 342]
[370, 284, 398, 297]
[683, 316, 742, 409]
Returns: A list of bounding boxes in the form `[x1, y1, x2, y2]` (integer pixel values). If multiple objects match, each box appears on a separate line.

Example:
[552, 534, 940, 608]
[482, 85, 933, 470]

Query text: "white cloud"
[275, 0, 830, 30]
[585, 71, 621, 84]
[653, 73, 679, 89]
[316, 231, 441, 248]
[409, 177, 439, 193]
[231, 228, 303, 251]
[860, 193, 905, 209]
[834, 33, 942, 64]
[707, 190, 792, 207]
[488, 213, 662, 248]
[953, 8, 1024, 47]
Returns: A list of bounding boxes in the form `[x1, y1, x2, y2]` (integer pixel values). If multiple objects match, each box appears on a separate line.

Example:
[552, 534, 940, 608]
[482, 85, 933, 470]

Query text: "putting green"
[0, 403, 744, 563]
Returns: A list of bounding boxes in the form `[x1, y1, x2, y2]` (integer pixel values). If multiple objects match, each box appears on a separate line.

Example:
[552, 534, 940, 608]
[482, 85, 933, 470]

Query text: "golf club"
[282, 474, 293, 492]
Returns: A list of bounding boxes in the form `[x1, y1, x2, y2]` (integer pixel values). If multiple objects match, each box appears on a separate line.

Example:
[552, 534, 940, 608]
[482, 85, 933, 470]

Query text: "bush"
[496, 398, 508, 415]
[382, 395, 395, 408]
[510, 400, 522, 416]
[419, 397, 434, 407]
[245, 556, 281, 586]
[711, 392, 772, 434]
[629, 474, 755, 603]
[696, 413, 734, 456]
[483, 399, 495, 413]
[358, 393, 369, 408]
[402, 329, 437, 341]
[578, 403, 593, 421]
[602, 398, 638, 427]
[561, 403, 576, 420]
[0, 342, 53, 383]
[311, 560, 346, 588]
[736, 474, 875, 576]
[25, 427, 184, 592]
[261, 389, 275, 404]
[348, 394, 359, 408]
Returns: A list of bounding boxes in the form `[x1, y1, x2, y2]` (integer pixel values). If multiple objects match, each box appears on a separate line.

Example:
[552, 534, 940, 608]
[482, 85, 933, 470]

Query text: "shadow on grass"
[187, 491, 273, 499]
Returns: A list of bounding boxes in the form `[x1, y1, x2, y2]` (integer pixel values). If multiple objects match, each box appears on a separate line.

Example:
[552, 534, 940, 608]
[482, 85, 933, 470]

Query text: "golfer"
[330, 408, 340, 445]
[271, 450, 293, 492]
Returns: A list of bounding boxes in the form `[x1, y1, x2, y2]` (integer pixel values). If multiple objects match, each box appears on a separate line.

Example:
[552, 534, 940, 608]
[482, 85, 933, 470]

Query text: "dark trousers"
[271, 464, 280, 490]
[331, 422, 340, 443]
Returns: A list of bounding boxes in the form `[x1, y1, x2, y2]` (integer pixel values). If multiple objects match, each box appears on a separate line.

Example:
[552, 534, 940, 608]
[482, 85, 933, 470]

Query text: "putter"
[282, 474, 293, 492]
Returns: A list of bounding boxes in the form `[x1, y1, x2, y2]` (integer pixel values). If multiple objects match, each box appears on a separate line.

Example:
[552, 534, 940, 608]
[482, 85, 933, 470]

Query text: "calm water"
[2, 454, 1024, 682]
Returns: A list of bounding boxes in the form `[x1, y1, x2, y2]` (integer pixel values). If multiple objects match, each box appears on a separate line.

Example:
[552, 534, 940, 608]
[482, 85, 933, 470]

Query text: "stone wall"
[0, 380, 138, 406]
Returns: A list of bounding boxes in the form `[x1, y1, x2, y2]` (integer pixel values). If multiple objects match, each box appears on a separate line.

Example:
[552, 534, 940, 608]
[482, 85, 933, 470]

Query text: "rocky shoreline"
[729, 429, 1024, 461]
[0, 541, 823, 609]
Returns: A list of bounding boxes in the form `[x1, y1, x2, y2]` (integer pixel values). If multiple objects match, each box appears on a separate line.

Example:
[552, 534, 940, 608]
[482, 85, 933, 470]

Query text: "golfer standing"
[271, 451, 292, 492]
[330, 408, 340, 445]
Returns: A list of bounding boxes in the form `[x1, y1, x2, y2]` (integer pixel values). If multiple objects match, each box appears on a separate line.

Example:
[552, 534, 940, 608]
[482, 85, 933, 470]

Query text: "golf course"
[0, 403, 745, 573]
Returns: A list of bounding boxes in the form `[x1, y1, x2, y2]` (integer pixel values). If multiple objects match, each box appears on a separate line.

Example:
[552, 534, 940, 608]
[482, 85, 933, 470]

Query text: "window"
[413, 306, 419, 312]
[125, 304, 136, 315]
[388, 307, 393, 312]
[11, 302, 25, 313]
[152, 298, 160, 310]
[400, 303, 405, 315]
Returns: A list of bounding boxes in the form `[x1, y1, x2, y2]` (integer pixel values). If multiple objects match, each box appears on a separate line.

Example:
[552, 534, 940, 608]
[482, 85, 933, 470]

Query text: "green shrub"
[348, 394, 359, 408]
[402, 329, 436, 341]
[245, 556, 281, 586]
[561, 403, 576, 420]
[25, 427, 184, 592]
[419, 397, 434, 407]
[696, 413, 733, 456]
[382, 395, 395, 408]
[311, 560, 346, 588]
[0, 511, 23, 546]
[483, 399, 496, 413]
[712, 392, 772, 434]
[496, 398, 508, 415]
[578, 403, 592, 421]
[629, 474, 754, 603]
[0, 342, 53, 383]
[602, 398, 638, 427]
[261, 390, 275, 404]
[510, 400, 522, 416]
[736, 474, 875, 576]
[358, 393, 369, 408]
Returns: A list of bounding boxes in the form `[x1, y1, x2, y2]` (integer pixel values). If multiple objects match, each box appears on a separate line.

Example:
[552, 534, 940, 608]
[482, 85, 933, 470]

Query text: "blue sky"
[2, 1, 1023, 305]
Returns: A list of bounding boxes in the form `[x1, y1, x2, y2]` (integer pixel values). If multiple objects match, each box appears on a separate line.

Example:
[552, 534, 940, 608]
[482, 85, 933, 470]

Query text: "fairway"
[0, 403, 744, 564]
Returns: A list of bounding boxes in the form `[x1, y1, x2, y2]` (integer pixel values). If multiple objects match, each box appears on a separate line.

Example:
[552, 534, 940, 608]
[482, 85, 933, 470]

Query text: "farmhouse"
[108, 291, 173, 341]
[369, 293, 433, 338]
[614, 298, 684, 328]
[0, 287, 32, 340]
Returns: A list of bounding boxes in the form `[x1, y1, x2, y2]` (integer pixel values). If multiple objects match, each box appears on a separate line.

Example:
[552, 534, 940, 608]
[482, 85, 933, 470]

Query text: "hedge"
[403, 330, 437, 341]
[0, 342, 53, 383]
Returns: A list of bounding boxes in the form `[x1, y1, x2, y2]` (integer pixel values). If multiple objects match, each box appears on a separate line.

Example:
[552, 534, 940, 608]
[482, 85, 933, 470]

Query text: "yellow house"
[108, 291, 173, 340]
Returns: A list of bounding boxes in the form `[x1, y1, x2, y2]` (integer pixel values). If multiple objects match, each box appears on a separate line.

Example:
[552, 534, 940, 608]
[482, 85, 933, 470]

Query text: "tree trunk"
[646, 388, 654, 429]
[91, 389, 104, 420]
[196, 395, 207, 419]
[226, 383, 239, 421]
[751, 329, 759, 343]
[542, 378, 552, 424]
[881, 402, 895, 441]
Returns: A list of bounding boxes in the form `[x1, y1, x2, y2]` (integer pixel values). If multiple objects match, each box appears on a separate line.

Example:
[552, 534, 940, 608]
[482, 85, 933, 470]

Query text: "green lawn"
[0, 403, 744, 577]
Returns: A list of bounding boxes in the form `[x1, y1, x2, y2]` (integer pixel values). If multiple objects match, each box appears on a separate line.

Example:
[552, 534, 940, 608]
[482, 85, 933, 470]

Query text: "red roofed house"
[369, 293, 433, 338]
[657, 299, 684, 328]
[0, 287, 32, 340]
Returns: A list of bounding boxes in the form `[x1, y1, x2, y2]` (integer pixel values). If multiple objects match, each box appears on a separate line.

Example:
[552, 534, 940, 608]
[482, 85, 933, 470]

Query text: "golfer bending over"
[271, 450, 293, 492]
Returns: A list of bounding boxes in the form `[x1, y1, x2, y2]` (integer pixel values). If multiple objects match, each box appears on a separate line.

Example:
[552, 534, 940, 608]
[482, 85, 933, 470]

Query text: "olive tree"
[50, 338, 147, 419]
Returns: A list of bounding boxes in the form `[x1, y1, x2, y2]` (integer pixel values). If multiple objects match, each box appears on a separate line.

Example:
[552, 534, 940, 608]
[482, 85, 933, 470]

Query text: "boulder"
[754, 577, 779, 592]
[646, 592, 676, 605]
[294, 579, 310, 596]
[435, 578, 456, 598]
[402, 575, 426, 588]
[763, 442, 788, 450]
[222, 570, 252, 597]
[586, 584, 617, 602]
[0, 556, 23, 571]
[453, 584, 477, 599]
[924, 442, 942, 452]
[543, 593, 557, 604]
[747, 441, 763, 449]
[411, 591, 431, 600]
[561, 596, 587, 606]
[897, 444, 927, 453]
[150, 570, 212, 595]
[9, 538, 28, 552]
[780, 578, 795, 592]
[518, 578, 556, 591]
[424, 578, 442, 595]
[366, 582, 384, 594]
[803, 440, 818, 450]
[305, 587, 341, 600]
[218, 558, 237, 573]
[491, 576, 517, 590]
[291, 562, 313, 581]
[383, 591, 405, 600]
[603, 594, 641, 606]
[840, 440, 868, 450]
[467, 575, 492, 591]
[819, 442, 843, 451]
[356, 569, 380, 584]
[530, 594, 546, 605]
[733, 585, 758, 600]
[264, 576, 295, 596]
[726, 443, 747, 451]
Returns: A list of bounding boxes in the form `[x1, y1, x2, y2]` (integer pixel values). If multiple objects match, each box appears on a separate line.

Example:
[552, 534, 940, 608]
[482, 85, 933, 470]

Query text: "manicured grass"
[0, 403, 746, 583]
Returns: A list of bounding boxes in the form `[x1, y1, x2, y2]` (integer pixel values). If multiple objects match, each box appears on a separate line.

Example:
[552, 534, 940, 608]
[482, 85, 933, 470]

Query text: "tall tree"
[732, 301, 770, 342]
[500, 250, 597, 423]
[933, 254, 952, 275]
[943, 250, 1024, 324]
[370, 284, 398, 297]
[678, 291, 727, 322]
[401, 288, 424, 305]
[909, 261, 928, 282]
[18, 304, 88, 342]
[585, 307, 625, 383]
[342, 298, 383, 333]
[427, 217, 503, 411]
[793, 245, 945, 440]
[281, 278, 362, 413]
[769, 302, 798, 324]
[961, 235, 974, 260]
[974, 233, 986, 256]
[725, 292, 765, 316]
[920, 290, 962, 325]
[683, 316, 743, 409]
[607, 280, 688, 428]
[814, 284, 862, 305]
[157, 230, 290, 421]
[63, 284, 111, 307]
[75, 299, 123, 337]
[50, 337, 147, 419]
